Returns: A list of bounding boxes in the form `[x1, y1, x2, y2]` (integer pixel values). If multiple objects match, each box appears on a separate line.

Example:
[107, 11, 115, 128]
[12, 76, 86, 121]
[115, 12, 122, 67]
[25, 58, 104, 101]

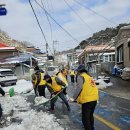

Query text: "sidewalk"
[90, 73, 130, 100]
[102, 75, 130, 100]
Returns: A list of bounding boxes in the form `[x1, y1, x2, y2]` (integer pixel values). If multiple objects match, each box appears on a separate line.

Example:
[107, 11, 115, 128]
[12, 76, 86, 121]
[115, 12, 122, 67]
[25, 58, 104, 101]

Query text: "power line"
[34, 0, 80, 43]
[28, 0, 48, 44]
[41, 0, 53, 42]
[63, 0, 94, 32]
[73, 0, 117, 25]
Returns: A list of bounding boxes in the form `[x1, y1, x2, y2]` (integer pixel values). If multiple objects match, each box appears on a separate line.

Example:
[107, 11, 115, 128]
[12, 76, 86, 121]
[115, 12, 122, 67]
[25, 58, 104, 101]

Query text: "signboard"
[0, 7, 7, 15]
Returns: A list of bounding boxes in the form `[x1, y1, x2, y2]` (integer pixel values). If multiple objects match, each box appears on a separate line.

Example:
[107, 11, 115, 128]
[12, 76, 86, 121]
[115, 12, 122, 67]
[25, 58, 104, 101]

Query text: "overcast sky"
[0, 0, 130, 52]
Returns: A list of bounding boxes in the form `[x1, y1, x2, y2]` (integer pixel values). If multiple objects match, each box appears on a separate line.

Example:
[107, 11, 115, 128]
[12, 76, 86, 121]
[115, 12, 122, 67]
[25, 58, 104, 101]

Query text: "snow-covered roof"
[0, 53, 36, 64]
[120, 25, 130, 30]
[0, 47, 16, 50]
[0, 68, 12, 71]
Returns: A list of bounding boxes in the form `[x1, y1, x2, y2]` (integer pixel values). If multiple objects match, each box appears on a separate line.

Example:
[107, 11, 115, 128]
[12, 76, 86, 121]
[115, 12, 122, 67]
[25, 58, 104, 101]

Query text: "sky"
[0, 0, 130, 52]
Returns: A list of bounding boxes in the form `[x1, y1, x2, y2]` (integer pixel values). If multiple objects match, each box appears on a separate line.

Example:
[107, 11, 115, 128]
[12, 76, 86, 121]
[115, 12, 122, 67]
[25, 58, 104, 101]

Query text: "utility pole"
[53, 40, 58, 65]
[53, 40, 58, 55]
[46, 42, 48, 73]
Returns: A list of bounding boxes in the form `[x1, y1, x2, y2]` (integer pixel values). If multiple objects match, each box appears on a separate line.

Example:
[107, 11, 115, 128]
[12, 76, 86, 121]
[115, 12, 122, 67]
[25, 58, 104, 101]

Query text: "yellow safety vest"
[70, 70, 75, 76]
[39, 72, 46, 86]
[57, 72, 68, 85]
[32, 72, 46, 86]
[47, 77, 62, 92]
[77, 73, 99, 104]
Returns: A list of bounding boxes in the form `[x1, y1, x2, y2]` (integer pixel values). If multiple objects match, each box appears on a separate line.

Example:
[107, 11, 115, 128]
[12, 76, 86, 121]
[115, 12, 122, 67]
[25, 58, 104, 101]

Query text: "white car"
[47, 66, 59, 76]
[0, 69, 17, 87]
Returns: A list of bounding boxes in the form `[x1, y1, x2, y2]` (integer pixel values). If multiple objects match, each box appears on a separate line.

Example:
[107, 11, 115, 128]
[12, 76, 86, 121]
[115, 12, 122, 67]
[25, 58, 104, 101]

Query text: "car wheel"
[1, 83, 5, 87]
[12, 83, 16, 85]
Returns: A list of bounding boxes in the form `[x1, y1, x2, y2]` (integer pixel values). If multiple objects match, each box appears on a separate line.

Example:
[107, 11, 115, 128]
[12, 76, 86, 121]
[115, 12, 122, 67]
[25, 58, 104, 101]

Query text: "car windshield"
[48, 67, 55, 71]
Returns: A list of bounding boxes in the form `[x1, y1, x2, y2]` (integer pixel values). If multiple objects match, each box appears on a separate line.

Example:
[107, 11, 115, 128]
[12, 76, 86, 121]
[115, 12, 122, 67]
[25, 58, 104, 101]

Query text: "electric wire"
[41, 0, 53, 43]
[28, 0, 53, 56]
[63, 0, 94, 32]
[34, 0, 80, 43]
[28, 0, 48, 44]
[73, 0, 117, 25]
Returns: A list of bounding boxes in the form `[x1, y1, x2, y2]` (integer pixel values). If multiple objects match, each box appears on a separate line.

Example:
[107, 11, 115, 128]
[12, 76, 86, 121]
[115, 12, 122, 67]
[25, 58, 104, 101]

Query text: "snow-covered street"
[0, 80, 64, 130]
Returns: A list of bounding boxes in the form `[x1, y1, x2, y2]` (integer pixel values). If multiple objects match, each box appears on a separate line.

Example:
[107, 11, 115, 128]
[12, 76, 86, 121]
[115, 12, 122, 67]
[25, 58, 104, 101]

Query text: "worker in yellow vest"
[57, 69, 70, 101]
[64, 67, 68, 80]
[70, 69, 75, 83]
[73, 64, 99, 130]
[44, 74, 70, 111]
[32, 66, 46, 97]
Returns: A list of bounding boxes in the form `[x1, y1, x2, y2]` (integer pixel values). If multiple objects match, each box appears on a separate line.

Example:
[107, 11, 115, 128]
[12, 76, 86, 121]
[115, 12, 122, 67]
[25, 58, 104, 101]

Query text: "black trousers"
[82, 101, 97, 130]
[70, 75, 74, 83]
[37, 85, 46, 97]
[50, 91, 70, 111]
[0, 104, 2, 119]
[34, 85, 46, 97]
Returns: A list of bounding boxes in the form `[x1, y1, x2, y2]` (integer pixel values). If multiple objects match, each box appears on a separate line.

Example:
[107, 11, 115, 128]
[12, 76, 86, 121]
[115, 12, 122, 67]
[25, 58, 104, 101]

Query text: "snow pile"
[0, 95, 63, 130]
[95, 76, 113, 89]
[2, 79, 33, 94]
[0, 95, 30, 115]
[123, 67, 130, 72]
[34, 96, 49, 105]
[0, 79, 64, 130]
[121, 67, 130, 80]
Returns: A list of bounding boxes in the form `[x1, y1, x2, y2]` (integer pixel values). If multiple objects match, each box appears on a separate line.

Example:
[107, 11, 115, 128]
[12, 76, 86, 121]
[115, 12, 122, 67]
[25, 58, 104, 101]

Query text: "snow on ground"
[0, 80, 64, 130]
[2, 79, 33, 94]
[95, 76, 113, 89]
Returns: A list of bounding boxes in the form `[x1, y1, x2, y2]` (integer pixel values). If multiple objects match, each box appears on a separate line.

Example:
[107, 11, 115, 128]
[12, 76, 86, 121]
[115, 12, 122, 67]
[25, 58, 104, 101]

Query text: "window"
[117, 45, 124, 62]
[105, 55, 108, 62]
[112, 54, 115, 61]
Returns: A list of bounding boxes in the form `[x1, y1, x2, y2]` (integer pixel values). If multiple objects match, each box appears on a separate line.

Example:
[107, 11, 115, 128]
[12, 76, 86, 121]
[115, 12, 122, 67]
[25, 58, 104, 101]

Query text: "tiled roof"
[84, 45, 115, 52]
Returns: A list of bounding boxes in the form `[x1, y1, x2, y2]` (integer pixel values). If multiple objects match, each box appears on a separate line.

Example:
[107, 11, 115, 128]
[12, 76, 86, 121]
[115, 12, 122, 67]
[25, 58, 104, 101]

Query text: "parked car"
[47, 66, 59, 76]
[0, 69, 17, 87]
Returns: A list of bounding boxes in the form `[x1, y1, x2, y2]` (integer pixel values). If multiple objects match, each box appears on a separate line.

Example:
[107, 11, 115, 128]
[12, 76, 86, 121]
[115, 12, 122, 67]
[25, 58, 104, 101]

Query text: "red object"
[0, 43, 8, 47]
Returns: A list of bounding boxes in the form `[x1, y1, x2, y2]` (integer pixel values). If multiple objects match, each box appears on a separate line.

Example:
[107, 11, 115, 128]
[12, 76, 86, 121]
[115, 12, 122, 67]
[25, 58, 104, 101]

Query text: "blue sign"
[0, 7, 7, 16]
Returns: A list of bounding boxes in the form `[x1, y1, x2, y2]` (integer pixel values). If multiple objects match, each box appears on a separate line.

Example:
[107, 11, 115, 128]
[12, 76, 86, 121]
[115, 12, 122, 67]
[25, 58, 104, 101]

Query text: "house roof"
[0, 47, 16, 50]
[0, 53, 36, 64]
[84, 45, 115, 52]
[0, 43, 8, 47]
[78, 44, 115, 58]
[120, 25, 130, 30]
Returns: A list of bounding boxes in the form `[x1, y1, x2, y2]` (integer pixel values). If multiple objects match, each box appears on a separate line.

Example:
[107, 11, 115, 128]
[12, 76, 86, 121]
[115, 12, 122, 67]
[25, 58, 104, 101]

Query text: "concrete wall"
[101, 62, 115, 74]
[115, 28, 130, 68]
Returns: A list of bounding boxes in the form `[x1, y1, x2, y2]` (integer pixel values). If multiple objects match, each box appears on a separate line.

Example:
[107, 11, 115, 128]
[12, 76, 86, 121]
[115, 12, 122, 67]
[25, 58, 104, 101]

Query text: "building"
[115, 25, 130, 68]
[0, 43, 19, 59]
[78, 44, 115, 73]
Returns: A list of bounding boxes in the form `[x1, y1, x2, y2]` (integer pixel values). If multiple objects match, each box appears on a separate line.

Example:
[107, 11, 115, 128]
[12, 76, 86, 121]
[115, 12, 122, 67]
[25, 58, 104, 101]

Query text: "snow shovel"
[34, 87, 66, 107]
[9, 87, 15, 97]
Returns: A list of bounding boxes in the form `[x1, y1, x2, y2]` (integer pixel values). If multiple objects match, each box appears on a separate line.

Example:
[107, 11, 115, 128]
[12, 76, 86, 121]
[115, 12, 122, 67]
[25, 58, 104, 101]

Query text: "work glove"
[61, 86, 66, 89]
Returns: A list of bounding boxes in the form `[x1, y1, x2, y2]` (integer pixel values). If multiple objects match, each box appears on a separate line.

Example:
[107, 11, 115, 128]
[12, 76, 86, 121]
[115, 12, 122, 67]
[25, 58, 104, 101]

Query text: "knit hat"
[44, 74, 51, 80]
[76, 64, 85, 71]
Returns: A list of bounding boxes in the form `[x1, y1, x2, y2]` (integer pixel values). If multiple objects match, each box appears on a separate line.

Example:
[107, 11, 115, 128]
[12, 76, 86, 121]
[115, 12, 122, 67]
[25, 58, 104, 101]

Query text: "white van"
[0, 69, 17, 87]
[47, 66, 59, 76]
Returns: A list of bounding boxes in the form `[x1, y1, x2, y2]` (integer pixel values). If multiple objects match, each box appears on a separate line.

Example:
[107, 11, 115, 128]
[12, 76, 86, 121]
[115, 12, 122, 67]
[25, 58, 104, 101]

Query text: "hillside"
[0, 29, 32, 51]
[75, 23, 130, 49]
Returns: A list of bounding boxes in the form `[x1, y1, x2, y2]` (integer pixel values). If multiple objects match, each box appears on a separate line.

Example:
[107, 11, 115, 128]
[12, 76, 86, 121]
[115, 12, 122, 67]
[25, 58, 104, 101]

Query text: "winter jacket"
[32, 70, 46, 87]
[47, 77, 66, 92]
[74, 73, 98, 104]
